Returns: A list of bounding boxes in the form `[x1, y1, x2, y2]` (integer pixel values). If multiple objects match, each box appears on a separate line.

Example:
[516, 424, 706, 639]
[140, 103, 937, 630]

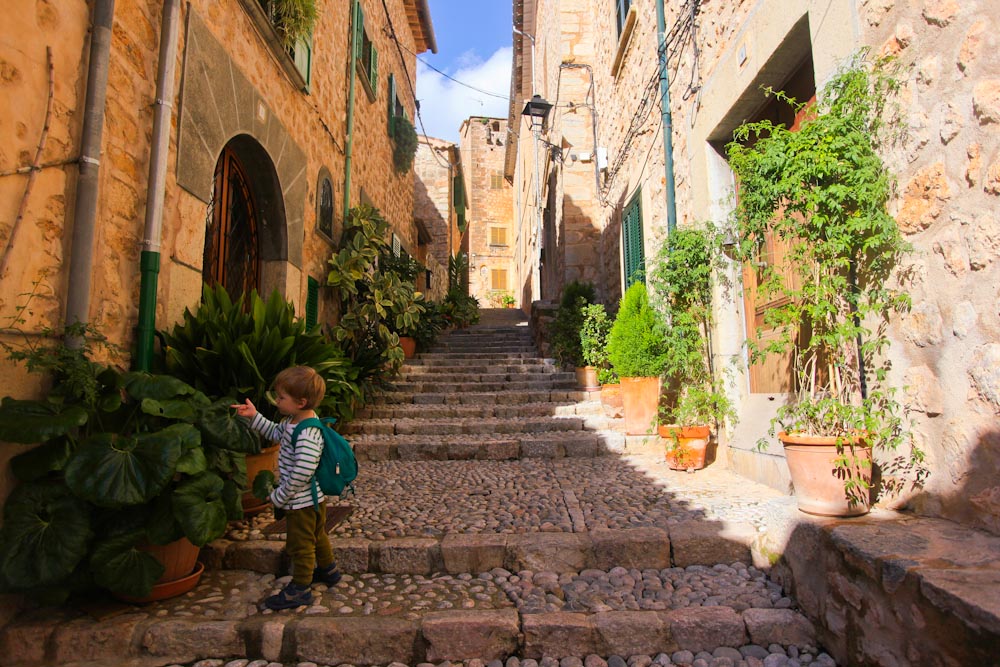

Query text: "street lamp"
[521, 94, 552, 302]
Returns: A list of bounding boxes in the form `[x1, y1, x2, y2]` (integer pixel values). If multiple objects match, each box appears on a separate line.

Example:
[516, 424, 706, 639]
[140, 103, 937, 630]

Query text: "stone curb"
[0, 607, 816, 666]
[351, 434, 609, 462]
[210, 525, 755, 576]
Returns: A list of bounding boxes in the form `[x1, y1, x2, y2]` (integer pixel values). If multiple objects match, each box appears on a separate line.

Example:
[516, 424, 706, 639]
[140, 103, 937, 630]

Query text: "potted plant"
[726, 54, 921, 515]
[581, 302, 619, 407]
[549, 281, 597, 390]
[606, 282, 669, 435]
[502, 293, 517, 309]
[161, 284, 361, 512]
[648, 227, 736, 470]
[0, 334, 257, 602]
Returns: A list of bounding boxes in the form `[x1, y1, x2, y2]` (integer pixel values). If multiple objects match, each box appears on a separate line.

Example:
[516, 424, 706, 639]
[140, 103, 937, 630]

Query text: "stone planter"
[620, 376, 660, 435]
[779, 431, 873, 517]
[575, 366, 600, 391]
[659, 424, 710, 470]
[600, 383, 624, 418]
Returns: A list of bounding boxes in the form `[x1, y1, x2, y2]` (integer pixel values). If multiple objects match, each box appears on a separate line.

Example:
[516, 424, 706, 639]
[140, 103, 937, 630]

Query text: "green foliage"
[726, 53, 922, 481]
[580, 303, 617, 384]
[327, 205, 424, 394]
[442, 288, 481, 327]
[161, 283, 361, 428]
[448, 252, 470, 292]
[606, 282, 668, 378]
[265, 0, 318, 50]
[412, 299, 448, 352]
[549, 282, 596, 368]
[392, 116, 419, 174]
[0, 367, 257, 600]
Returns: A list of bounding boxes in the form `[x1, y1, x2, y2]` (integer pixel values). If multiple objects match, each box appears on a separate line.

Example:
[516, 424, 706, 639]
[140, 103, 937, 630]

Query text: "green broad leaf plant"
[649, 227, 736, 432]
[726, 53, 924, 494]
[0, 338, 257, 601]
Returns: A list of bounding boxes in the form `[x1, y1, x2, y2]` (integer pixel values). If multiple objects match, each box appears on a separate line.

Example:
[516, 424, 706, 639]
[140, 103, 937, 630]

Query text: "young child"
[232, 366, 342, 610]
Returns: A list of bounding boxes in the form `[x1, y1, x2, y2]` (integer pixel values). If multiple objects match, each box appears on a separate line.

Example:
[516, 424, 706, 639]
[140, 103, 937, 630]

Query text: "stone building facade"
[508, 0, 1000, 536]
[413, 135, 464, 302]
[460, 117, 518, 307]
[0, 0, 435, 503]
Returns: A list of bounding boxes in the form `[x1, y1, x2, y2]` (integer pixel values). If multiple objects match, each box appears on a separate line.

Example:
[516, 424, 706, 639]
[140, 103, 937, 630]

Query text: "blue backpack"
[291, 417, 358, 507]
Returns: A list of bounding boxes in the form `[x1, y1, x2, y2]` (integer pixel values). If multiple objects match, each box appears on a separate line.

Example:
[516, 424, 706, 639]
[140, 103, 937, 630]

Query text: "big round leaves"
[64, 423, 196, 508]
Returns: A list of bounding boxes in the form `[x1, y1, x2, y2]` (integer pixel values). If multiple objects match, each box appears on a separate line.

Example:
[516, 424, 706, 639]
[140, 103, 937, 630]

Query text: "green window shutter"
[353, 2, 365, 61]
[622, 191, 645, 288]
[388, 74, 396, 134]
[369, 45, 378, 95]
[306, 277, 319, 329]
[293, 34, 313, 92]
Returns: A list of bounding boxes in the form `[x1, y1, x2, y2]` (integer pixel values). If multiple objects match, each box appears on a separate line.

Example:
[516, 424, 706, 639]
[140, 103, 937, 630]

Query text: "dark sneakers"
[313, 563, 342, 586]
[263, 582, 313, 610]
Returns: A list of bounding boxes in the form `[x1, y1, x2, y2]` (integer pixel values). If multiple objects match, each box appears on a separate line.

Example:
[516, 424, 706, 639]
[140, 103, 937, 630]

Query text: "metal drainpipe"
[343, 0, 360, 222]
[65, 0, 116, 340]
[655, 0, 678, 233]
[135, 0, 180, 371]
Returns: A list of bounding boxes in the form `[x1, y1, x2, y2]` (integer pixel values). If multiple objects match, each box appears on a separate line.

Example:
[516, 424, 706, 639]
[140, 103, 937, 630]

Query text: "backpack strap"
[290, 417, 324, 511]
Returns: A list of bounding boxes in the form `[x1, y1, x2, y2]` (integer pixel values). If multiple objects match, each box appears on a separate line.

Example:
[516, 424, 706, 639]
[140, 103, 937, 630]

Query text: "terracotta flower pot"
[779, 431, 873, 517]
[659, 424, 710, 470]
[116, 537, 204, 604]
[620, 376, 660, 435]
[243, 444, 280, 514]
[399, 336, 417, 359]
[600, 383, 624, 418]
[575, 366, 600, 391]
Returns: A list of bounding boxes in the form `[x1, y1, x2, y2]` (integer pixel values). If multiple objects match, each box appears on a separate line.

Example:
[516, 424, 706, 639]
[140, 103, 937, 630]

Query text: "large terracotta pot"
[243, 444, 280, 514]
[659, 424, 710, 470]
[779, 431, 873, 517]
[600, 383, 624, 418]
[116, 537, 204, 603]
[620, 376, 660, 435]
[399, 336, 417, 359]
[575, 366, 600, 391]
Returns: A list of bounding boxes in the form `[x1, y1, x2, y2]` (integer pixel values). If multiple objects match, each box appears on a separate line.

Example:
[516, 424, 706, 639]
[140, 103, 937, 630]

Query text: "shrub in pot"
[648, 227, 736, 470]
[581, 302, 618, 403]
[548, 281, 597, 389]
[606, 282, 668, 435]
[0, 350, 256, 602]
[726, 54, 923, 515]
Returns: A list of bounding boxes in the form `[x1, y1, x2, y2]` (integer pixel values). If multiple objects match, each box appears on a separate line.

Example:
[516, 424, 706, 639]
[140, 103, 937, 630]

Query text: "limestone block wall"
[414, 137, 460, 301]
[460, 118, 517, 305]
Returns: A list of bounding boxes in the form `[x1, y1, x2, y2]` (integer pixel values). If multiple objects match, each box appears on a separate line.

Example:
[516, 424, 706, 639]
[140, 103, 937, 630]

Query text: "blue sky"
[415, 0, 513, 142]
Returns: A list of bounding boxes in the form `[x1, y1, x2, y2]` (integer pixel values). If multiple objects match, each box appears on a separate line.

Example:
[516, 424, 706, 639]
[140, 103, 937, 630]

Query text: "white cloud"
[415, 47, 512, 143]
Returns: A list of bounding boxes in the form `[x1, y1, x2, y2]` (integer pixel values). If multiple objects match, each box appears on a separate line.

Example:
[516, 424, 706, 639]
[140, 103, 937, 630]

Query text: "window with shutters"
[491, 268, 509, 291]
[354, 1, 378, 102]
[622, 190, 645, 288]
[387, 74, 406, 135]
[305, 276, 319, 329]
[615, 0, 633, 37]
[489, 225, 509, 247]
[240, 0, 312, 92]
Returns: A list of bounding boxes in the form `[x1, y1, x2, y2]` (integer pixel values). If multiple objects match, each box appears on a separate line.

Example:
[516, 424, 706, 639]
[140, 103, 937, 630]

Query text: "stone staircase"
[0, 309, 835, 667]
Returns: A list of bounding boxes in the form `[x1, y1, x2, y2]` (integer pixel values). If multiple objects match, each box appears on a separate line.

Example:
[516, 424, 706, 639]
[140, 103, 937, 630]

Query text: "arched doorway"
[203, 145, 261, 297]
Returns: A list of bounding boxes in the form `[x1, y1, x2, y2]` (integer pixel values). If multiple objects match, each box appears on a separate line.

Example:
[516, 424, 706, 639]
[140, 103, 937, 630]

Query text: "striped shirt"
[250, 413, 326, 510]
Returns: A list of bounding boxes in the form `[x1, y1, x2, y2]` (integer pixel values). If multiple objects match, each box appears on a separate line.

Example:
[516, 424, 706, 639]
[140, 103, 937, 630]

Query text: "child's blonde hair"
[272, 366, 326, 409]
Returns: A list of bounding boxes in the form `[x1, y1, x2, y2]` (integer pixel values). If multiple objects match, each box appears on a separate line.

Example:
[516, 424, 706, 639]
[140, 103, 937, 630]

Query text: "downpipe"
[655, 0, 678, 233]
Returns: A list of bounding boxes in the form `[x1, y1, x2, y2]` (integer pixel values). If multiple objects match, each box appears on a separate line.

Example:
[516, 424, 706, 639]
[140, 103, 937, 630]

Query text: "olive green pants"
[285, 504, 334, 586]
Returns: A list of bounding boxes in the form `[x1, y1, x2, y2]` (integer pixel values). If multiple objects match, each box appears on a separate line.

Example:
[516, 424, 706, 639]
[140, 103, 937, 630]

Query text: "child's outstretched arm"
[231, 399, 282, 441]
[270, 425, 324, 507]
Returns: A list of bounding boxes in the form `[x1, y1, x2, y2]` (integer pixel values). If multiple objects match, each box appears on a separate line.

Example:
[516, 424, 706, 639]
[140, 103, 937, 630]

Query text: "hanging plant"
[392, 116, 419, 174]
[268, 0, 318, 50]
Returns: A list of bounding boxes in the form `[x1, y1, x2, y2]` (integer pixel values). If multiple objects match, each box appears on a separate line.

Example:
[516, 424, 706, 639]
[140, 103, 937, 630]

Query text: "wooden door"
[740, 79, 816, 394]
[203, 146, 261, 298]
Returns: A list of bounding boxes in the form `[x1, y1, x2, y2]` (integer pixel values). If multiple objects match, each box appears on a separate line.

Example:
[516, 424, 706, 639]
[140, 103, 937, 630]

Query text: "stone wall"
[0, 0, 430, 509]
[460, 117, 517, 306]
[414, 137, 460, 301]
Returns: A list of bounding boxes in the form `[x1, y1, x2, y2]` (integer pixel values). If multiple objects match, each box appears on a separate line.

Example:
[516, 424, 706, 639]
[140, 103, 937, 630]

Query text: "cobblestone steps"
[357, 401, 606, 421]
[381, 390, 592, 406]
[348, 431, 613, 462]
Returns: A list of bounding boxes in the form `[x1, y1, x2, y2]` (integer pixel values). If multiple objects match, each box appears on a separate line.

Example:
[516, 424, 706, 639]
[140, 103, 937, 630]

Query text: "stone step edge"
[5, 604, 817, 667]
[350, 437, 612, 461]
[205, 523, 758, 577]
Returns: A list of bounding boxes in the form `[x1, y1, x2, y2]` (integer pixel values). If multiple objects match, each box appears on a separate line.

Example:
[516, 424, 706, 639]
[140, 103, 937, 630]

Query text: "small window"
[354, 2, 378, 101]
[392, 233, 402, 258]
[489, 226, 509, 247]
[622, 189, 645, 288]
[316, 174, 335, 242]
[615, 0, 633, 37]
[491, 268, 509, 291]
[387, 74, 406, 135]
[490, 170, 504, 190]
